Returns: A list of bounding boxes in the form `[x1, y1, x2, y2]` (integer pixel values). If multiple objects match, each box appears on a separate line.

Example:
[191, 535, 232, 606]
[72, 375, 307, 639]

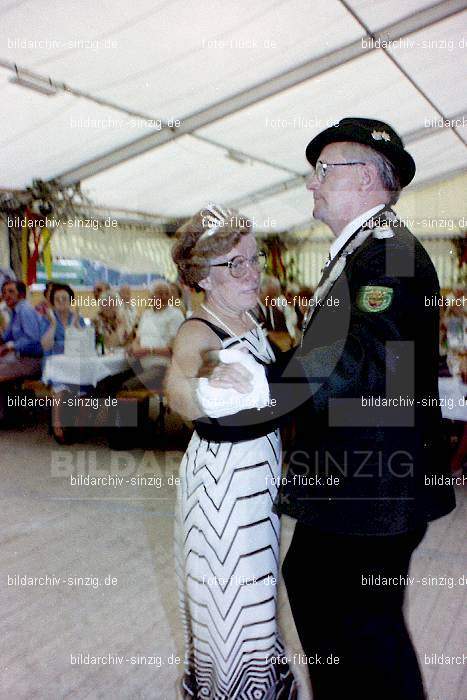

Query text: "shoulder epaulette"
[372, 226, 395, 239]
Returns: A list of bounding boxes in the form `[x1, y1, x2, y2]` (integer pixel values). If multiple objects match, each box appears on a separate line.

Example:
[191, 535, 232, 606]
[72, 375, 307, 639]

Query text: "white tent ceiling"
[1, 0, 466, 231]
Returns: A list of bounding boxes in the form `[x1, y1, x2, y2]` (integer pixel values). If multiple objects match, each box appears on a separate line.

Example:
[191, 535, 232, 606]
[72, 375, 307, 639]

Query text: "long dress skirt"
[175, 428, 297, 699]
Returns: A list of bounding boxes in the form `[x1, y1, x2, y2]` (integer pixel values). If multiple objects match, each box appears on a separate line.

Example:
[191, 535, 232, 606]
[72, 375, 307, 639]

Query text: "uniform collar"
[329, 204, 386, 261]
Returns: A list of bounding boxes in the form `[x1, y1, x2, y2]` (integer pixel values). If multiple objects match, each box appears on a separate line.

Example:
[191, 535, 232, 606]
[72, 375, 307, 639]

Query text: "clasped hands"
[198, 349, 253, 395]
[45, 308, 81, 328]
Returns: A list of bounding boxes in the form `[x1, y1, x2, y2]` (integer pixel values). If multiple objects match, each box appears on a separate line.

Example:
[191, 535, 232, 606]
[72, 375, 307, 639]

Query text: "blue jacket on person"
[41, 310, 86, 357]
[1, 299, 43, 357]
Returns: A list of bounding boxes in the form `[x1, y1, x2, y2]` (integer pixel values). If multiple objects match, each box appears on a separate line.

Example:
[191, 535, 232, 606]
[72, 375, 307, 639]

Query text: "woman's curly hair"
[172, 206, 252, 290]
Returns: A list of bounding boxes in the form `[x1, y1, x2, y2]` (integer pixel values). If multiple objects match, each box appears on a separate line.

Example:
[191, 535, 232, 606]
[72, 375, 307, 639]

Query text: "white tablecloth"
[438, 377, 467, 422]
[43, 350, 129, 387]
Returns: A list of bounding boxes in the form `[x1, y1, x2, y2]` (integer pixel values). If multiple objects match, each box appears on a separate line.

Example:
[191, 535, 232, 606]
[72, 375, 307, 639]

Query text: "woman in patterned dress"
[167, 205, 297, 700]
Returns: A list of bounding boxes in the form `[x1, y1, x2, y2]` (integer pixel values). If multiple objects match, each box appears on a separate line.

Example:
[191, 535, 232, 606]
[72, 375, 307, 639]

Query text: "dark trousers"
[282, 522, 427, 700]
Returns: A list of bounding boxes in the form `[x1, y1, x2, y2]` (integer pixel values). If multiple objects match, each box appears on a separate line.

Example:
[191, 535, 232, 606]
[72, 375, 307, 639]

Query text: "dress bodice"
[182, 317, 280, 443]
[182, 316, 275, 365]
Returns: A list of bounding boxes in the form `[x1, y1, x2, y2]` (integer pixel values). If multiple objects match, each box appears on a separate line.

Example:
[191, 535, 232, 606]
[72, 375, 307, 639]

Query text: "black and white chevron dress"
[175, 323, 297, 699]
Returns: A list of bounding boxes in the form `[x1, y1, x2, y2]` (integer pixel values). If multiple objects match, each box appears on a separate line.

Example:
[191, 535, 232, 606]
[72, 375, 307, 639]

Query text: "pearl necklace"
[200, 303, 267, 355]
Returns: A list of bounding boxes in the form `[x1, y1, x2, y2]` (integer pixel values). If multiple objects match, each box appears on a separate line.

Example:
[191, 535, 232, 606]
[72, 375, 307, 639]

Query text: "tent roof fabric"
[1, 0, 466, 231]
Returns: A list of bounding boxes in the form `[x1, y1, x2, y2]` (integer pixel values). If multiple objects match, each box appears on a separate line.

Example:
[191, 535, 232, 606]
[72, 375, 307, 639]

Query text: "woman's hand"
[45, 307, 56, 326]
[41, 309, 57, 352]
[200, 351, 253, 394]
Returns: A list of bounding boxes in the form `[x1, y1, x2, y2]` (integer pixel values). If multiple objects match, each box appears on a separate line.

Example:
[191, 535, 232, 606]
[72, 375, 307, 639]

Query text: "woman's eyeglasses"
[210, 251, 267, 278]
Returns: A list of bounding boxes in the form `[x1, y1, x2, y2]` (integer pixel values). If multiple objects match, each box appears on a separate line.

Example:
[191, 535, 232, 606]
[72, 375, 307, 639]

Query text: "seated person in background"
[284, 283, 301, 343]
[0, 266, 15, 289]
[0, 280, 43, 420]
[169, 281, 187, 318]
[118, 284, 138, 329]
[256, 275, 298, 350]
[40, 283, 84, 356]
[445, 291, 466, 352]
[295, 285, 314, 335]
[0, 280, 43, 363]
[124, 281, 184, 391]
[95, 292, 134, 352]
[0, 285, 11, 334]
[40, 284, 87, 443]
[0, 267, 15, 332]
[35, 280, 55, 317]
[284, 283, 299, 305]
[93, 280, 110, 302]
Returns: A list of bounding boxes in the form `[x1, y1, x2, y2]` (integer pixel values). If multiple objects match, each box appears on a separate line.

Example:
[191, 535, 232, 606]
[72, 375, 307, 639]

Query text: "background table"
[438, 376, 467, 422]
[42, 350, 129, 388]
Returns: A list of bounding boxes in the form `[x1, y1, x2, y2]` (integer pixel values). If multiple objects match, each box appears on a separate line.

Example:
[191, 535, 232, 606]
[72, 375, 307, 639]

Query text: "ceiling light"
[9, 73, 57, 96]
[226, 149, 249, 165]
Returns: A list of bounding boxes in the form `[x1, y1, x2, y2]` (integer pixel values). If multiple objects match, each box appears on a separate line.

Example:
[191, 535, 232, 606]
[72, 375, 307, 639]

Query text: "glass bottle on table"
[96, 330, 105, 356]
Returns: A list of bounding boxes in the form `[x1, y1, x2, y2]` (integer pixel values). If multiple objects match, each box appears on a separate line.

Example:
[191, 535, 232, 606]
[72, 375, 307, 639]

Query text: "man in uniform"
[273, 118, 456, 699]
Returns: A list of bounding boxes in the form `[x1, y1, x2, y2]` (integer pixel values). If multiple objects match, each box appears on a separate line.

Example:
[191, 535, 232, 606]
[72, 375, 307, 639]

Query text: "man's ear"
[360, 161, 378, 192]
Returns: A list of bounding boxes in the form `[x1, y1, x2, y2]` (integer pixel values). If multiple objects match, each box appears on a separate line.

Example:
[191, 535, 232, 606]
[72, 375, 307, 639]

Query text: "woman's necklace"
[200, 303, 267, 354]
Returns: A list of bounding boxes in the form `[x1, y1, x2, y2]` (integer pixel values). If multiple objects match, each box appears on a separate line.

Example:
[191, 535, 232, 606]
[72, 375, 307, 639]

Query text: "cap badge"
[372, 130, 391, 142]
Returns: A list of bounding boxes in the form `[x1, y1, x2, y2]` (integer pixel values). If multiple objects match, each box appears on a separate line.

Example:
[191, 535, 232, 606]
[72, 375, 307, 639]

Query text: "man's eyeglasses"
[210, 251, 267, 278]
[313, 160, 367, 183]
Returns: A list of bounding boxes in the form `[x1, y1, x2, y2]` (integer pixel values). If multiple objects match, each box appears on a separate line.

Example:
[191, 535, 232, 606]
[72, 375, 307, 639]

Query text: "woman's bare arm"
[166, 320, 255, 421]
[166, 321, 221, 421]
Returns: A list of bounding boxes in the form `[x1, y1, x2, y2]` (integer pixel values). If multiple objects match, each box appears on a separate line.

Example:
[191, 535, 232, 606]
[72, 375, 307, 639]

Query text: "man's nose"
[306, 172, 319, 191]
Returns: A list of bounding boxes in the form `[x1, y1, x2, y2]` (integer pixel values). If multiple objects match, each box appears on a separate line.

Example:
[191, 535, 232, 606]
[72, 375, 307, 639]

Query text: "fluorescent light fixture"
[9, 73, 57, 96]
[226, 149, 249, 165]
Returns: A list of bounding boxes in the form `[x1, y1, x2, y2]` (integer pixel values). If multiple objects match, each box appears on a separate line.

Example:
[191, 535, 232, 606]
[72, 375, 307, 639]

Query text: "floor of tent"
[0, 420, 465, 700]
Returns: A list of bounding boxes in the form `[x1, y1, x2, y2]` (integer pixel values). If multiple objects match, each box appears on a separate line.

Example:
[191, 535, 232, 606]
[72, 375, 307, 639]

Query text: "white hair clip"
[198, 202, 233, 242]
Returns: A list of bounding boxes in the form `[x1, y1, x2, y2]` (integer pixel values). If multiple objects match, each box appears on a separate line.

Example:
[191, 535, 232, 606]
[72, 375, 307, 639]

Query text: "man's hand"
[0, 343, 13, 357]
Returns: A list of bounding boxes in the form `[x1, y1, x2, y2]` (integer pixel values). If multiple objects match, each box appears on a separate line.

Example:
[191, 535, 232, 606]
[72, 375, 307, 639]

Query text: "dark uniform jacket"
[272, 207, 456, 535]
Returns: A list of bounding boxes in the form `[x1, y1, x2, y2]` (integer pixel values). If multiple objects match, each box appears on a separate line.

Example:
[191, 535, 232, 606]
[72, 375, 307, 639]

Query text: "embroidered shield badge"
[357, 285, 393, 313]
